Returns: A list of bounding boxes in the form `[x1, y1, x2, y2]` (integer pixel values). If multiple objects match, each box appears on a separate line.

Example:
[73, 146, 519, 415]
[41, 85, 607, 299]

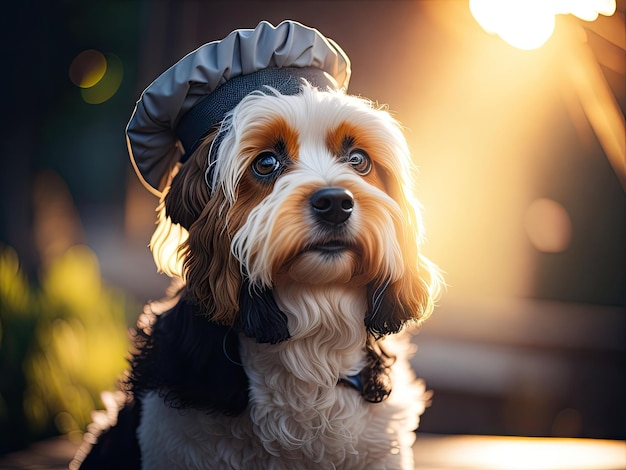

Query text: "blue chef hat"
[126, 20, 352, 196]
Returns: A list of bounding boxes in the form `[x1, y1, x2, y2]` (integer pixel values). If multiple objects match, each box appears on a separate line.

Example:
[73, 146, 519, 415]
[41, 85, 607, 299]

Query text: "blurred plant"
[0, 243, 132, 452]
[0, 246, 36, 453]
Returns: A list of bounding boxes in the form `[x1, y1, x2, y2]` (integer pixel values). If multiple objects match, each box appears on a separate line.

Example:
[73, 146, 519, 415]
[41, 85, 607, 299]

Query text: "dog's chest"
[136, 289, 419, 469]
[137, 387, 380, 469]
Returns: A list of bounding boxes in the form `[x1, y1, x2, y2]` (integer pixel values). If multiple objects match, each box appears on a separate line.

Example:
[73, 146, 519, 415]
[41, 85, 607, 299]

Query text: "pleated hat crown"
[126, 20, 351, 195]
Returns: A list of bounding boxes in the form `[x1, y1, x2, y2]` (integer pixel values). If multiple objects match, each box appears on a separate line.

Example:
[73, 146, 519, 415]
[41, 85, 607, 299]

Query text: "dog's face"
[154, 86, 441, 342]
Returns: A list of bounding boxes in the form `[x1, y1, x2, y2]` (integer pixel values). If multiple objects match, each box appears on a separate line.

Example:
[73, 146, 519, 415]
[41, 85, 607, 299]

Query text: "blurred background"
[0, 0, 624, 457]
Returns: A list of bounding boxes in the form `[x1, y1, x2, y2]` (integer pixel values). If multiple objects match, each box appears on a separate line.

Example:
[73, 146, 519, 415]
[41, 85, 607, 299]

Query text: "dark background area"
[1, 0, 624, 454]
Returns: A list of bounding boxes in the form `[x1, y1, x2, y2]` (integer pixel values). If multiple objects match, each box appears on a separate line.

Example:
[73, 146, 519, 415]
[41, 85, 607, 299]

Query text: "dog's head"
[151, 85, 442, 343]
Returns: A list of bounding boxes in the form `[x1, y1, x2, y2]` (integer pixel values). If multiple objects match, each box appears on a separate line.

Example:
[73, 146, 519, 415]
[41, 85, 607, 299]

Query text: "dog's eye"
[252, 152, 281, 178]
[347, 149, 372, 175]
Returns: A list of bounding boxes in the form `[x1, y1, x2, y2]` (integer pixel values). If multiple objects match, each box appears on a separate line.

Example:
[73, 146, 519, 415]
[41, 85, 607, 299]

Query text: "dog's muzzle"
[310, 187, 354, 226]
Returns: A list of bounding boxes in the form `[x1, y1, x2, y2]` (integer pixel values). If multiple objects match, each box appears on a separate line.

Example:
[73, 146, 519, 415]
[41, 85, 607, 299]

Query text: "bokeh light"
[69, 50, 123, 104]
[68, 50, 107, 88]
[524, 198, 572, 253]
[0, 246, 30, 315]
[0, 242, 131, 444]
[22, 244, 131, 439]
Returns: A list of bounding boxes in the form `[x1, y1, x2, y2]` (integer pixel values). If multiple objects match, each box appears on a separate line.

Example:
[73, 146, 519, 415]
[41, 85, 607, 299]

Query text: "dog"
[73, 21, 442, 470]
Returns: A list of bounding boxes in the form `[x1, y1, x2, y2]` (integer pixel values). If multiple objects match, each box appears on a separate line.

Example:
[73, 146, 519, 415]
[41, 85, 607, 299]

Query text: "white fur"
[138, 86, 439, 469]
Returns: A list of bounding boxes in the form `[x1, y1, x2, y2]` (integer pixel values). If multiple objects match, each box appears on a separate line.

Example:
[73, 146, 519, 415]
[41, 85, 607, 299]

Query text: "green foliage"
[0, 246, 37, 453]
[0, 244, 132, 452]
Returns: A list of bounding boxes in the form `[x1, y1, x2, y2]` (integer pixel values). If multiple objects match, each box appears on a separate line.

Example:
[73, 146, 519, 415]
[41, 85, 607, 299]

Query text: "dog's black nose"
[310, 187, 354, 225]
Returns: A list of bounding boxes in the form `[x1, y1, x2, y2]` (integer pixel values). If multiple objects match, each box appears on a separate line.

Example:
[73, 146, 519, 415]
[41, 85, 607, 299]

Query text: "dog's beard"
[280, 248, 360, 284]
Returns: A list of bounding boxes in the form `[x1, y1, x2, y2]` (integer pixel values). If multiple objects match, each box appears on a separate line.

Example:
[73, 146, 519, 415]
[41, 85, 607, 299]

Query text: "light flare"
[470, 0, 616, 49]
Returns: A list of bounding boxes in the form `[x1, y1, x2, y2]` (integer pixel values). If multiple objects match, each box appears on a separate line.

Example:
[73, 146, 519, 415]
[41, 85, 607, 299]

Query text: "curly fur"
[75, 84, 442, 469]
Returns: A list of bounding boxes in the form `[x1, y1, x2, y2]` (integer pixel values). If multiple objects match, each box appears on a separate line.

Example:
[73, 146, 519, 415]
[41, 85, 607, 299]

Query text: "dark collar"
[339, 374, 364, 393]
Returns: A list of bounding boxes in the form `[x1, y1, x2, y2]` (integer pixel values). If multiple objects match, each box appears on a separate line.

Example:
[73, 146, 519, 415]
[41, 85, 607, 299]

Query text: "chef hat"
[126, 20, 351, 195]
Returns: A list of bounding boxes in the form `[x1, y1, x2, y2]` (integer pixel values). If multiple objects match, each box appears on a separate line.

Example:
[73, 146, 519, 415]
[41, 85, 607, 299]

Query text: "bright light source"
[556, 0, 617, 21]
[470, 0, 616, 50]
[470, 1, 556, 50]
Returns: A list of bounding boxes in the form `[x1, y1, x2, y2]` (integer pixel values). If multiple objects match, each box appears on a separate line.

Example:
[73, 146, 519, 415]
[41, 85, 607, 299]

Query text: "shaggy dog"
[74, 21, 442, 470]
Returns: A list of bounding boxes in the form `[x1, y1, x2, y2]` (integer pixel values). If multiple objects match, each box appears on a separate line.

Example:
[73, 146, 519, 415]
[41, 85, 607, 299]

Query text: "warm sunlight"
[474, 437, 624, 470]
[470, 0, 617, 49]
[414, 434, 626, 470]
[415, 1, 625, 299]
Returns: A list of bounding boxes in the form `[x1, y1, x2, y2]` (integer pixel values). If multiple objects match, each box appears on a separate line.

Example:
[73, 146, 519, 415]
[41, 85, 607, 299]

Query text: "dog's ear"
[164, 141, 212, 229]
[149, 134, 218, 279]
[181, 189, 242, 326]
[154, 137, 243, 326]
[239, 280, 290, 344]
[365, 160, 443, 338]
[365, 254, 438, 337]
[366, 278, 403, 338]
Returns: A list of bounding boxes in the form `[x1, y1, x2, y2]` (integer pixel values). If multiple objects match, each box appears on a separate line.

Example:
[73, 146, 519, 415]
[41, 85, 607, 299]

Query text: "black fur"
[360, 340, 394, 403]
[164, 159, 211, 230]
[238, 280, 291, 344]
[78, 399, 142, 469]
[128, 297, 249, 414]
[364, 279, 411, 338]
